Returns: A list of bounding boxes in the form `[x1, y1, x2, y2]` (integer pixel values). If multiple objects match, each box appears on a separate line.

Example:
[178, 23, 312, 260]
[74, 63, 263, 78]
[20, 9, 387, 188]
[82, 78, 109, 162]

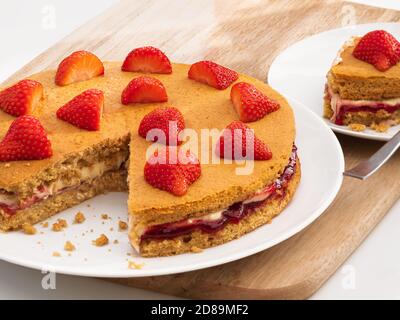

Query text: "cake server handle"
[343, 130, 400, 180]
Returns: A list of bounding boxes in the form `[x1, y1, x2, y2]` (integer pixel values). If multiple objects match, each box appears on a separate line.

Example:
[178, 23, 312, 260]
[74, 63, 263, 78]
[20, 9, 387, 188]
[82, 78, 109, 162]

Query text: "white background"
[0, 0, 399, 299]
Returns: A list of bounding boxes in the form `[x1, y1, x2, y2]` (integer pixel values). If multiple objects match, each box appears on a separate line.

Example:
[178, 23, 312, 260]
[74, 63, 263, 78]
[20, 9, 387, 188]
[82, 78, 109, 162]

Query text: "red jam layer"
[335, 105, 400, 125]
[141, 145, 298, 241]
[325, 87, 400, 125]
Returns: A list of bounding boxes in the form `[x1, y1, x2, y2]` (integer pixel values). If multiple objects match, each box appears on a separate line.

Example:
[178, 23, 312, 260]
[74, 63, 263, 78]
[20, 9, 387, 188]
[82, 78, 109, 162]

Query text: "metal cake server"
[344, 130, 400, 180]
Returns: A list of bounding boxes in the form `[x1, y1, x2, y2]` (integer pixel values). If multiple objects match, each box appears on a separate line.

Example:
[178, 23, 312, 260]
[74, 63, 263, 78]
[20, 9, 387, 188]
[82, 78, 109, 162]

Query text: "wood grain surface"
[5, 0, 400, 299]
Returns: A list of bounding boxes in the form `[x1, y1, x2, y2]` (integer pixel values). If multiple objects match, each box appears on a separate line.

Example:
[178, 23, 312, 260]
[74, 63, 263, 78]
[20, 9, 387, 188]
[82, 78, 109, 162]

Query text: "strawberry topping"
[0, 115, 52, 161]
[188, 61, 238, 90]
[56, 89, 104, 131]
[138, 107, 185, 145]
[121, 76, 168, 104]
[216, 121, 272, 160]
[230, 82, 280, 122]
[55, 50, 104, 86]
[144, 147, 201, 196]
[122, 46, 172, 74]
[0, 79, 43, 117]
[353, 30, 400, 71]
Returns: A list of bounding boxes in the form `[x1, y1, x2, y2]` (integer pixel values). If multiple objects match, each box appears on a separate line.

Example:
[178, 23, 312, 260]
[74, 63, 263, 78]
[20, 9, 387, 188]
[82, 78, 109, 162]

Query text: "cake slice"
[324, 30, 400, 132]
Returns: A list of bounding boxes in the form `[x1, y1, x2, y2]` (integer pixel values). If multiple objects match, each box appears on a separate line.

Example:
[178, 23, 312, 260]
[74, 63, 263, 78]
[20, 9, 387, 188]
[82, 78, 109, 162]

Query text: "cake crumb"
[64, 241, 76, 252]
[110, 227, 114, 232]
[128, 260, 144, 270]
[371, 122, 390, 133]
[348, 123, 366, 132]
[119, 221, 128, 231]
[52, 222, 63, 232]
[41, 222, 49, 228]
[101, 214, 109, 220]
[191, 246, 203, 253]
[52, 219, 68, 231]
[58, 219, 68, 228]
[92, 234, 109, 247]
[22, 223, 37, 235]
[74, 212, 86, 224]
[52, 252, 61, 257]
[113, 239, 119, 244]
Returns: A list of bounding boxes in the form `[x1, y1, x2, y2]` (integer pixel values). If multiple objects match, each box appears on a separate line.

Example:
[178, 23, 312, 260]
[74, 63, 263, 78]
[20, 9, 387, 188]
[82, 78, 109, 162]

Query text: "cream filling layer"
[0, 154, 126, 212]
[128, 183, 275, 251]
[327, 84, 400, 122]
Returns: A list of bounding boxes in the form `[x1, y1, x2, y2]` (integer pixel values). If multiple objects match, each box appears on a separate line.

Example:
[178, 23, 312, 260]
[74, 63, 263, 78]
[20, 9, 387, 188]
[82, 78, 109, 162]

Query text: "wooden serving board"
[5, 0, 400, 299]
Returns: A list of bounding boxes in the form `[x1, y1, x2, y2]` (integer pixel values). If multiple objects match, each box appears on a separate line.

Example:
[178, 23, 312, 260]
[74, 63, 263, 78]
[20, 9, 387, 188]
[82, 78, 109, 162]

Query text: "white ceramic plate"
[0, 99, 344, 278]
[269, 23, 400, 141]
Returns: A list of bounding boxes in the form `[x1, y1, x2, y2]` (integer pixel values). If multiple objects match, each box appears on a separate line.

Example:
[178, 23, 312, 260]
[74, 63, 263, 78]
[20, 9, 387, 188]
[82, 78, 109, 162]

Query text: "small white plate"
[269, 22, 400, 141]
[0, 99, 344, 278]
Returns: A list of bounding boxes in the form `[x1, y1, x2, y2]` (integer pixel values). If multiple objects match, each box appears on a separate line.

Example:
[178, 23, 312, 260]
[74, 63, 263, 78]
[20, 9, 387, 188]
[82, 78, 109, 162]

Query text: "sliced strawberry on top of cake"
[56, 89, 104, 131]
[0, 80, 43, 117]
[324, 30, 400, 132]
[144, 147, 201, 196]
[55, 50, 104, 86]
[216, 121, 272, 160]
[122, 46, 172, 74]
[121, 76, 168, 104]
[188, 60, 238, 90]
[231, 82, 280, 122]
[353, 30, 400, 72]
[138, 107, 185, 145]
[0, 115, 52, 161]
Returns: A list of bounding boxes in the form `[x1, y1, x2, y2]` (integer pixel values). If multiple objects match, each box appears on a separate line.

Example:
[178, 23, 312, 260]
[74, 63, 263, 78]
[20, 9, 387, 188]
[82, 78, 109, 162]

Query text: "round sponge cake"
[0, 62, 298, 256]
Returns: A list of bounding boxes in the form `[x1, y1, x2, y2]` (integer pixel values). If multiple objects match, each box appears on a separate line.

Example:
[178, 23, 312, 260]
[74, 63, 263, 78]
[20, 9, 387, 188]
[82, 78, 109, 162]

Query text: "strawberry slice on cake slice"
[55, 50, 104, 86]
[353, 30, 400, 72]
[188, 60, 238, 90]
[121, 76, 168, 104]
[0, 80, 43, 117]
[324, 30, 400, 132]
[56, 89, 104, 131]
[122, 46, 172, 74]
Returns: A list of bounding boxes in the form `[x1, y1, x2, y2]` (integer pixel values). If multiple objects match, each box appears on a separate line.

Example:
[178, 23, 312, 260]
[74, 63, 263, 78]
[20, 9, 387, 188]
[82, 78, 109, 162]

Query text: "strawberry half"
[0, 115, 52, 161]
[216, 121, 272, 160]
[353, 30, 400, 71]
[122, 46, 172, 74]
[138, 107, 185, 145]
[231, 82, 280, 122]
[55, 50, 104, 86]
[188, 61, 238, 90]
[56, 89, 104, 131]
[0, 79, 43, 117]
[144, 147, 201, 196]
[121, 76, 168, 104]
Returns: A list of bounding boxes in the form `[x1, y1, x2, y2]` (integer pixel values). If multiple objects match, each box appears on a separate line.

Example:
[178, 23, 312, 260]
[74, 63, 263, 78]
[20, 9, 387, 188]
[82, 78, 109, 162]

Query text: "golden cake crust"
[330, 38, 400, 100]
